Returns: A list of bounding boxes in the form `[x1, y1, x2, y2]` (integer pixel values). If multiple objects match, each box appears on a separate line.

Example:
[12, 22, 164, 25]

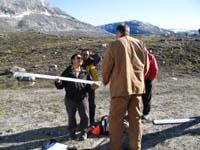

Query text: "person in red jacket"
[142, 49, 159, 119]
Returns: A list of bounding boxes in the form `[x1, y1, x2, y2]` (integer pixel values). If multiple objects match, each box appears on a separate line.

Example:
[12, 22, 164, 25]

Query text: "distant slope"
[0, 33, 199, 75]
[0, 0, 109, 36]
[169, 29, 199, 35]
[98, 20, 173, 35]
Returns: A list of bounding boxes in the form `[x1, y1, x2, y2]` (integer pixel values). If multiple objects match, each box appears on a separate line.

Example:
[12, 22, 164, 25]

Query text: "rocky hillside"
[0, 33, 199, 76]
[98, 20, 173, 35]
[0, 0, 109, 36]
[170, 29, 199, 35]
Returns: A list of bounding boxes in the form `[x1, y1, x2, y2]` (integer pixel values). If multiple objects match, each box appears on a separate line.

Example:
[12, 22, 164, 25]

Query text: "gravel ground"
[0, 74, 199, 150]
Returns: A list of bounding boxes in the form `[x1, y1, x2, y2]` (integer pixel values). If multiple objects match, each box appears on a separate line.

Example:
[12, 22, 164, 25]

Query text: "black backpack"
[91, 53, 101, 66]
[100, 115, 109, 135]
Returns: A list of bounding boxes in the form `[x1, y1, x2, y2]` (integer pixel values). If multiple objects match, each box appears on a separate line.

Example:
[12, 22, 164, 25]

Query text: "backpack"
[100, 115, 109, 135]
[88, 115, 109, 136]
[145, 52, 159, 80]
[91, 53, 101, 66]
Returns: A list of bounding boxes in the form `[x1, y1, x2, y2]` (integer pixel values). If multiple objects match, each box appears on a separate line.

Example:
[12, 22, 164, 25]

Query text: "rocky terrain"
[0, 33, 199, 78]
[0, 28, 199, 150]
[0, 0, 109, 36]
[0, 73, 199, 150]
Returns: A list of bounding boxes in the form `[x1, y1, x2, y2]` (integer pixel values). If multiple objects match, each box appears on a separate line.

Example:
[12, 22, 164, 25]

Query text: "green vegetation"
[141, 35, 200, 73]
[0, 32, 112, 73]
[0, 32, 199, 89]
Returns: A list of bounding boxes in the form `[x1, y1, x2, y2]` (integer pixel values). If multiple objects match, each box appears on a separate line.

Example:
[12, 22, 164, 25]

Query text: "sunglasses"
[76, 56, 82, 60]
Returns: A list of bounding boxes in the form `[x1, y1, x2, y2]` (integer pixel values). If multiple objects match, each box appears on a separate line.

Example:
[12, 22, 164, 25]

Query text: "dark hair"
[71, 53, 81, 64]
[80, 48, 90, 53]
[116, 24, 130, 36]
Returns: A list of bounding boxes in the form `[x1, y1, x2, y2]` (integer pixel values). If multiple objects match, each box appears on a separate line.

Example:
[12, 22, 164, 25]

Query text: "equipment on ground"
[153, 118, 195, 125]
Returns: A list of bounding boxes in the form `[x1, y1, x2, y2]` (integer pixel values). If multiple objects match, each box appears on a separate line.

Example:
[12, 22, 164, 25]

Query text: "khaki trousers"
[109, 95, 143, 150]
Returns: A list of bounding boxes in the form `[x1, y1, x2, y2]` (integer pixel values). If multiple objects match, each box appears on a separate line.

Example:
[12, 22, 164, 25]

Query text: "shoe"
[123, 119, 129, 128]
[141, 115, 152, 123]
[78, 132, 87, 141]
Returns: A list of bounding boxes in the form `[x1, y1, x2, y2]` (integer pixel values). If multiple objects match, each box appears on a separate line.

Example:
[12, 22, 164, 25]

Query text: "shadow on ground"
[0, 117, 200, 150]
[142, 116, 200, 149]
[95, 116, 200, 150]
[0, 126, 69, 150]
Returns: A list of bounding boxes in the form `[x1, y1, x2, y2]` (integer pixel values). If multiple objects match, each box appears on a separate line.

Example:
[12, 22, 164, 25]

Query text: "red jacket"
[145, 52, 159, 80]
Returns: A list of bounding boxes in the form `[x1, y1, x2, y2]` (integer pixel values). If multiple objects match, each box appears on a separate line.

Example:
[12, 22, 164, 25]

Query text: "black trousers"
[65, 96, 89, 134]
[88, 89, 96, 125]
[142, 79, 153, 115]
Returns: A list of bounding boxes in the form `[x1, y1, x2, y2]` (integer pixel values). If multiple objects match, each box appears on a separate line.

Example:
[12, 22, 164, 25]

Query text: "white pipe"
[14, 72, 101, 85]
[153, 118, 195, 125]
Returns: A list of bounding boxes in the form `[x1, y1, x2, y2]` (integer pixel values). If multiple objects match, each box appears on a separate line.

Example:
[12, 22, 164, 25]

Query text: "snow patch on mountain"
[0, 9, 70, 19]
[0, 0, 110, 36]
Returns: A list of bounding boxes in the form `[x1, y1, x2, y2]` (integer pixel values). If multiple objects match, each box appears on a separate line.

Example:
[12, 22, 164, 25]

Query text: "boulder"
[48, 64, 58, 72]
[4, 66, 26, 75]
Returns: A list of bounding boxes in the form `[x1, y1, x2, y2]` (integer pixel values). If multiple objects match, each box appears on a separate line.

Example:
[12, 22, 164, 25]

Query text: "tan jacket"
[102, 36, 149, 98]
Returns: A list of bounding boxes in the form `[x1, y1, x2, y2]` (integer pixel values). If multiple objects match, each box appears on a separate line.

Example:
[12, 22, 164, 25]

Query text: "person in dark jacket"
[142, 49, 159, 119]
[55, 53, 99, 141]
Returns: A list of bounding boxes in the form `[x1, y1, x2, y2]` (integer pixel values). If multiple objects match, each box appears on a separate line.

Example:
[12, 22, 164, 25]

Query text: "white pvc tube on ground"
[153, 118, 195, 125]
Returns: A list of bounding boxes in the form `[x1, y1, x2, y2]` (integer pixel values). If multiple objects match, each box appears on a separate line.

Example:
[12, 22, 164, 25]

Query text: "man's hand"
[55, 79, 61, 83]
[92, 82, 100, 90]
[104, 82, 110, 88]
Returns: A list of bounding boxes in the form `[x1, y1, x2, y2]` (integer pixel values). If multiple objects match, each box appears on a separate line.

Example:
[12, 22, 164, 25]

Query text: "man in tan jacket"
[102, 24, 149, 150]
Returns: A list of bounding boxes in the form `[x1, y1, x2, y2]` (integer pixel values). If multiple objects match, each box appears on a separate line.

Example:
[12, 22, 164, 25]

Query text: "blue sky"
[48, 0, 199, 30]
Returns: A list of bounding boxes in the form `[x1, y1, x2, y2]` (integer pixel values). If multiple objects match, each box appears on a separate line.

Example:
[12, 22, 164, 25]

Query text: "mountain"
[169, 28, 199, 35]
[98, 20, 173, 35]
[0, 0, 109, 36]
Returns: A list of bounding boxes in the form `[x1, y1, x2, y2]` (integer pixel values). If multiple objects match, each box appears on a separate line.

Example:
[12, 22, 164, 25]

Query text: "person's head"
[71, 53, 83, 67]
[81, 49, 90, 61]
[116, 24, 130, 39]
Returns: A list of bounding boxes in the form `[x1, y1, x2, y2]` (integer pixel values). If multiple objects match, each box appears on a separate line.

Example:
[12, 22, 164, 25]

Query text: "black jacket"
[55, 65, 91, 101]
